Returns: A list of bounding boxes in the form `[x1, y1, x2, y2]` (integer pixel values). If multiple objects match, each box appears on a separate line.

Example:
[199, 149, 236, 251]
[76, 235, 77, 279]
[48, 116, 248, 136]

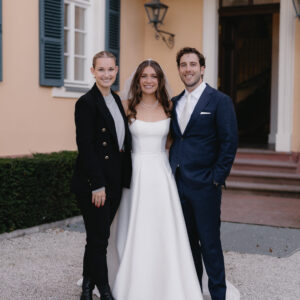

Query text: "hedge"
[0, 151, 80, 234]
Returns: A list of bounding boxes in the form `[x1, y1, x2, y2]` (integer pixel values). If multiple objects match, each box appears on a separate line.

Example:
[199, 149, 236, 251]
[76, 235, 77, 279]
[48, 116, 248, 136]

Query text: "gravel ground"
[0, 226, 299, 300]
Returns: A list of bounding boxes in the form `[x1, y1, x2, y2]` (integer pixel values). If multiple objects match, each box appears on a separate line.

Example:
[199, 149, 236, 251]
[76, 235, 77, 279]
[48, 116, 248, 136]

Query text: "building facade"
[0, 0, 299, 156]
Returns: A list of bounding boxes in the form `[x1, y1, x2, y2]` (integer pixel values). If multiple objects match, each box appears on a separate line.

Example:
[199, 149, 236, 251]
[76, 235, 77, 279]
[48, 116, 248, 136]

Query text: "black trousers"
[77, 190, 121, 288]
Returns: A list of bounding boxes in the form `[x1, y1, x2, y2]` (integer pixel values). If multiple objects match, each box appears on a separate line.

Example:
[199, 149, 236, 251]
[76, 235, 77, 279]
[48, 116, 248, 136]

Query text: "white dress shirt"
[176, 81, 207, 120]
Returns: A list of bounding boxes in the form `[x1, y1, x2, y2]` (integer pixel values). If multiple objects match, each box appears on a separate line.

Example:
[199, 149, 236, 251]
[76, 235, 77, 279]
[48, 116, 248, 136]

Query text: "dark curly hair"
[127, 60, 171, 123]
[176, 47, 205, 68]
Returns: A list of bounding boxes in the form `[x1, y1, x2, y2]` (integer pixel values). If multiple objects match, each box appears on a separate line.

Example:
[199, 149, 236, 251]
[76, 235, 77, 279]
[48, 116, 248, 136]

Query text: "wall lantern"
[144, 0, 175, 49]
[292, 0, 300, 18]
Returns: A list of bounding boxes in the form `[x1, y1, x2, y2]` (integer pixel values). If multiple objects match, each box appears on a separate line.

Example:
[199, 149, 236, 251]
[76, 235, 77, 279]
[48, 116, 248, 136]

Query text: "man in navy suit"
[169, 47, 238, 300]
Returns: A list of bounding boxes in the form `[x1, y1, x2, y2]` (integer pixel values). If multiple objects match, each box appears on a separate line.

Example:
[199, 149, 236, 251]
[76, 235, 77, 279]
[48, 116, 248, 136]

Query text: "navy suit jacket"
[169, 84, 238, 188]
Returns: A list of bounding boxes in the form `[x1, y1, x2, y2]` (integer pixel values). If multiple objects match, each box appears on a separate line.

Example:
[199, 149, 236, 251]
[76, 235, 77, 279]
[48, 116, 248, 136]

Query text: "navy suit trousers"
[175, 168, 226, 300]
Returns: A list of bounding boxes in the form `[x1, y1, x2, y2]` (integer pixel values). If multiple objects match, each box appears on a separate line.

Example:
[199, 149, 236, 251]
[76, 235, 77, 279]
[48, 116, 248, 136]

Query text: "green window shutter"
[0, 0, 2, 81]
[105, 0, 120, 91]
[39, 0, 64, 87]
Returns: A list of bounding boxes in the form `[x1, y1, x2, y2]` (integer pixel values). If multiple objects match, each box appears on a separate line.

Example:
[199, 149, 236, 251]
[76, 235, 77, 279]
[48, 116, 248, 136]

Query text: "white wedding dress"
[78, 118, 240, 300]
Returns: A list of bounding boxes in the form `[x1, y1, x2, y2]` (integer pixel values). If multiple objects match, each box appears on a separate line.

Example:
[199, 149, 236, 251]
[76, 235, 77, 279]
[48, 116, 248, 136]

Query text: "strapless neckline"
[132, 118, 170, 124]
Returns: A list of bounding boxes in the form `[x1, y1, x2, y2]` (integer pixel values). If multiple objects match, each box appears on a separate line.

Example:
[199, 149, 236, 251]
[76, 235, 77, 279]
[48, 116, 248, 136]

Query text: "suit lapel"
[92, 85, 119, 148]
[172, 90, 185, 136]
[183, 84, 213, 134]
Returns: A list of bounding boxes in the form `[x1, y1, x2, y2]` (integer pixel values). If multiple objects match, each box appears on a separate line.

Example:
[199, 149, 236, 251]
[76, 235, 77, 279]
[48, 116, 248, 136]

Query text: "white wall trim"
[202, 0, 219, 88]
[275, 0, 296, 152]
[268, 13, 279, 144]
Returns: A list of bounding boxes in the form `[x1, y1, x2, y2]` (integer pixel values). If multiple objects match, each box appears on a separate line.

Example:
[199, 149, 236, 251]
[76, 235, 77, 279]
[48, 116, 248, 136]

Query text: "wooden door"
[218, 13, 274, 146]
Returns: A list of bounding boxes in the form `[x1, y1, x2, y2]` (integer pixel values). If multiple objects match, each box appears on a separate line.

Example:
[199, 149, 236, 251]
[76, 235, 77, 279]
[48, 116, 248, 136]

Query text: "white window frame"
[53, 0, 106, 98]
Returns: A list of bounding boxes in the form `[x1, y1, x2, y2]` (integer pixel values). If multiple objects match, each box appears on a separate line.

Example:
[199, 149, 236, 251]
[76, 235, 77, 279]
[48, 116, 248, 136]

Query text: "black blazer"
[71, 84, 132, 197]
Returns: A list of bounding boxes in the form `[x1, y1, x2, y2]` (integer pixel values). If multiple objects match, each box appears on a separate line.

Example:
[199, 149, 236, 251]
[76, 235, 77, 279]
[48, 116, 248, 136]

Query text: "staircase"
[226, 149, 300, 198]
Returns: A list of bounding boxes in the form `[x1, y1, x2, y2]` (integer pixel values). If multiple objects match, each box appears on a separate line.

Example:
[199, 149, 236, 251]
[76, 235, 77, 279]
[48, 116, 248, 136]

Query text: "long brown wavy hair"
[127, 60, 171, 123]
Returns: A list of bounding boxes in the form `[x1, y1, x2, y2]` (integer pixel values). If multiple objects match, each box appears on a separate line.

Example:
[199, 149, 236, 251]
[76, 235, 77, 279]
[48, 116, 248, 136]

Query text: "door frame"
[202, 0, 296, 152]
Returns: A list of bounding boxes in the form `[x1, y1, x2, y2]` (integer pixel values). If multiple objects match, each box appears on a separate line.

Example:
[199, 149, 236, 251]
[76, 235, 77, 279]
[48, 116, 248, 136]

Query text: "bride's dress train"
[78, 118, 239, 300]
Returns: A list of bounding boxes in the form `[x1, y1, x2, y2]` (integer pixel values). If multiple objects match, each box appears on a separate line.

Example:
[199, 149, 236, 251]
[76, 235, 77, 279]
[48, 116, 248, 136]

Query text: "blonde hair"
[92, 51, 117, 68]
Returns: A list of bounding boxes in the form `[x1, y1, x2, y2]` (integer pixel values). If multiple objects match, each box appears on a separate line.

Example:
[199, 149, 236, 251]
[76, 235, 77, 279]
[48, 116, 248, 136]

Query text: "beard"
[182, 73, 202, 89]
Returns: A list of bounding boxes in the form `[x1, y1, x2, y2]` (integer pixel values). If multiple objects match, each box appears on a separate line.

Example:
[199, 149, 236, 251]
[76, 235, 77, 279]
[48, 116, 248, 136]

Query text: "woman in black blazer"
[71, 51, 132, 300]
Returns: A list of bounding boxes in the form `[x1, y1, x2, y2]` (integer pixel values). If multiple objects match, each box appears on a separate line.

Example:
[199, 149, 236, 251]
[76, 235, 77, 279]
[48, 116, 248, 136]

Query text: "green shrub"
[0, 151, 80, 234]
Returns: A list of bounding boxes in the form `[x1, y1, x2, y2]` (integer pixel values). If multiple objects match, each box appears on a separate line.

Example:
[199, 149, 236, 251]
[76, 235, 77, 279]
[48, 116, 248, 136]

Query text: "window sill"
[52, 85, 90, 99]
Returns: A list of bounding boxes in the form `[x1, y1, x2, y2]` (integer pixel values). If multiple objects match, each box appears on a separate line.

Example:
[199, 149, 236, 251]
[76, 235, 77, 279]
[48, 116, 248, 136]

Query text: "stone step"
[225, 181, 300, 198]
[236, 148, 295, 162]
[232, 158, 298, 173]
[228, 169, 300, 185]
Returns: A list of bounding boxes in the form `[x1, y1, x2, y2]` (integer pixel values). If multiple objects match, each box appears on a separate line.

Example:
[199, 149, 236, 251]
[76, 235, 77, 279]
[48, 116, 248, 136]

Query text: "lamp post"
[292, 0, 300, 18]
[144, 0, 175, 49]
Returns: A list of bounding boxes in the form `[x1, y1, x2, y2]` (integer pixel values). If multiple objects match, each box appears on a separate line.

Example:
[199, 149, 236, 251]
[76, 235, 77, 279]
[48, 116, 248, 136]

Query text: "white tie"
[179, 93, 191, 133]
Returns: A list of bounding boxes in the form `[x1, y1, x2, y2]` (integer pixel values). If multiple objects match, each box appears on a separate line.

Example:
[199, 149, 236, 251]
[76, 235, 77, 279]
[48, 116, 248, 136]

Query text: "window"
[64, 0, 90, 89]
[40, 0, 118, 97]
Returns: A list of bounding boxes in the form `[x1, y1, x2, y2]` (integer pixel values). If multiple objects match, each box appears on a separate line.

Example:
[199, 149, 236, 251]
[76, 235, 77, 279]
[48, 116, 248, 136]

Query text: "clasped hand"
[92, 189, 106, 207]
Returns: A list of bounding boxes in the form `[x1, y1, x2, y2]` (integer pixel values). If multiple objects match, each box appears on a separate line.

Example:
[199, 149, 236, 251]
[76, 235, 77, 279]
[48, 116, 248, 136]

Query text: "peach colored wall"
[0, 0, 76, 156]
[292, 20, 300, 153]
[144, 0, 203, 96]
[1, 0, 204, 156]
[120, 0, 203, 96]
[119, 0, 146, 89]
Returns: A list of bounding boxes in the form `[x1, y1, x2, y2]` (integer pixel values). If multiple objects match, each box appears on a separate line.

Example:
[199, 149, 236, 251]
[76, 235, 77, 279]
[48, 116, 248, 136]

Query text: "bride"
[79, 59, 239, 300]
[109, 59, 203, 300]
